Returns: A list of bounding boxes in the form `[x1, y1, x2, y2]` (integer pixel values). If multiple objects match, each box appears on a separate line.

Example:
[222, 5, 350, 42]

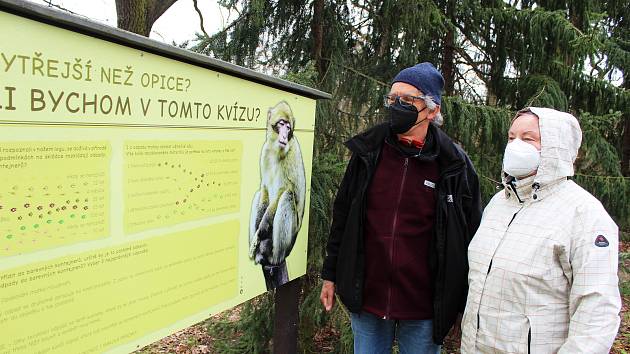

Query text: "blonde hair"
[512, 107, 536, 123]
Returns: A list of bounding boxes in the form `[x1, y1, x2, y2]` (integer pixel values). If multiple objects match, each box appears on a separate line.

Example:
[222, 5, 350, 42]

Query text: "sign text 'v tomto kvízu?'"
[0, 62, 263, 121]
[0, 1, 328, 353]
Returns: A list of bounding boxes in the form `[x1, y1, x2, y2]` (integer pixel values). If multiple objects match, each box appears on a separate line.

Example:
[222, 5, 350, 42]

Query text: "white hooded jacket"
[461, 107, 621, 354]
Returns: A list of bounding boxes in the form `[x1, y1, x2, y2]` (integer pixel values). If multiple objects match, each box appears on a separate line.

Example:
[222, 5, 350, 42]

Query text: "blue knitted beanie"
[392, 62, 444, 105]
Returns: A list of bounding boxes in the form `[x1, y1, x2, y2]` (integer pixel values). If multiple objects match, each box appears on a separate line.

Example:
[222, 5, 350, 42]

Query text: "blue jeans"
[350, 311, 441, 354]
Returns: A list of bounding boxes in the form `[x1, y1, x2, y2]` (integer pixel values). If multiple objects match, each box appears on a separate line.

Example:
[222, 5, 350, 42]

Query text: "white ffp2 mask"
[502, 138, 541, 178]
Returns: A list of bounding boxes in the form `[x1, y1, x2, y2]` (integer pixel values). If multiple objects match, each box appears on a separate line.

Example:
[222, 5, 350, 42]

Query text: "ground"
[136, 241, 630, 353]
[612, 240, 630, 354]
[134, 323, 215, 354]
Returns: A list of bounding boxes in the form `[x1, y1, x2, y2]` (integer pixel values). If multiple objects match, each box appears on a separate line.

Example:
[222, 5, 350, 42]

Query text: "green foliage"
[331, 305, 354, 353]
[207, 293, 274, 353]
[619, 252, 630, 298]
[305, 153, 347, 274]
[573, 175, 630, 233]
[544, 61, 630, 115]
[516, 75, 568, 111]
[299, 152, 347, 351]
[578, 111, 624, 175]
[190, 0, 629, 351]
[441, 97, 513, 202]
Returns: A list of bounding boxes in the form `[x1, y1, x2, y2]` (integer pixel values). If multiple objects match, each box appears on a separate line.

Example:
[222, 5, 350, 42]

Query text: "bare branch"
[454, 46, 488, 82]
[321, 58, 389, 87]
[454, 69, 484, 104]
[43, 0, 83, 17]
[192, 0, 210, 38]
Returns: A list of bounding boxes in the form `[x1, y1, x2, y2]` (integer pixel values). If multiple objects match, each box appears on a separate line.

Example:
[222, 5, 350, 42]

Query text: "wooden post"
[273, 277, 301, 354]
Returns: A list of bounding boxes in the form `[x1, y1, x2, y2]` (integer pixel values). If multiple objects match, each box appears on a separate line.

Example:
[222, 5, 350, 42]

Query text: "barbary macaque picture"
[249, 101, 306, 290]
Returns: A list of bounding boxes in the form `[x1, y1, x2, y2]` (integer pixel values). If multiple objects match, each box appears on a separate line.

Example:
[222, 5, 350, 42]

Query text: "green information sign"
[0, 1, 328, 353]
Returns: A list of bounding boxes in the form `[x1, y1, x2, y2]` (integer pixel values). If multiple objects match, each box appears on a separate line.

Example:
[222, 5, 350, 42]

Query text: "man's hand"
[320, 280, 335, 312]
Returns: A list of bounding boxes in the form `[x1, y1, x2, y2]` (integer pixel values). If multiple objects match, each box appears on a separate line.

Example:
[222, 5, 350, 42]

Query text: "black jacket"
[321, 123, 483, 344]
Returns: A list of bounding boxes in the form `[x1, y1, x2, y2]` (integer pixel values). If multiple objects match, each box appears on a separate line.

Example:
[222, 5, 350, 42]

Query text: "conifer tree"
[191, 1, 629, 351]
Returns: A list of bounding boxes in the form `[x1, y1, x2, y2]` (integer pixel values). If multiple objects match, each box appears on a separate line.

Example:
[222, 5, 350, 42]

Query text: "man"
[320, 62, 483, 353]
[461, 108, 621, 353]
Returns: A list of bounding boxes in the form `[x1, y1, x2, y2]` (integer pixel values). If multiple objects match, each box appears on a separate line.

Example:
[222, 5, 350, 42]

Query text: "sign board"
[0, 1, 328, 353]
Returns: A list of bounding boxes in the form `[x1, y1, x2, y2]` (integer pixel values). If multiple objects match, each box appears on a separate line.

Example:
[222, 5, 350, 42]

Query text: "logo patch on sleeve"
[594, 235, 609, 247]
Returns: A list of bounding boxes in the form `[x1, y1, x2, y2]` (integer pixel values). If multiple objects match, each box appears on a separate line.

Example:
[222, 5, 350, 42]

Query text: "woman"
[461, 107, 621, 353]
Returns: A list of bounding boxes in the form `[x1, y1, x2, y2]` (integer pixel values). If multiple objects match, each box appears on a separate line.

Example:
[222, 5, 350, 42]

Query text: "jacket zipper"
[384, 157, 408, 319]
[354, 137, 469, 333]
[485, 211, 518, 275]
[487, 206, 522, 272]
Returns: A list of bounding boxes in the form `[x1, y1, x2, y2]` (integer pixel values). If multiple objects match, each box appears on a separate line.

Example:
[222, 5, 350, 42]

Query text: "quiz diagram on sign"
[124, 141, 241, 234]
[0, 142, 110, 257]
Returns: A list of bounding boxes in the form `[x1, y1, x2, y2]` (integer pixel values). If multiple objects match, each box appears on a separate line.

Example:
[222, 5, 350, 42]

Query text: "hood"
[530, 107, 582, 186]
[502, 107, 582, 187]
[501, 107, 582, 203]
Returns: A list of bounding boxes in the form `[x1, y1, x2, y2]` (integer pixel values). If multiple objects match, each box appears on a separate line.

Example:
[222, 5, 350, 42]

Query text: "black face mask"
[387, 99, 427, 134]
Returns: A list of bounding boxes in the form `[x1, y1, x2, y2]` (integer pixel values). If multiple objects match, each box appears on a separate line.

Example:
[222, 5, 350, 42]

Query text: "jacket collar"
[504, 175, 536, 203]
[345, 123, 466, 172]
[503, 174, 567, 204]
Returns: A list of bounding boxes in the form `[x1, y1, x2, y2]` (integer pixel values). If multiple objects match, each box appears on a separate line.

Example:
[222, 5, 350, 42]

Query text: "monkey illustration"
[249, 101, 306, 290]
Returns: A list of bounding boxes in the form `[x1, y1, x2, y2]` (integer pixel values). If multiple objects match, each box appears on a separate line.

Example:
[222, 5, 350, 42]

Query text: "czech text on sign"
[0, 5, 317, 353]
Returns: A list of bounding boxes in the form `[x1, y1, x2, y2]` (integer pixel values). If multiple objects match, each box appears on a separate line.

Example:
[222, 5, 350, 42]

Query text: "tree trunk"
[622, 79, 630, 176]
[115, 0, 179, 36]
[441, 0, 456, 96]
[311, 0, 325, 78]
[622, 115, 630, 176]
[375, 3, 390, 63]
[565, 2, 584, 68]
[487, 24, 506, 106]
[486, 89, 498, 106]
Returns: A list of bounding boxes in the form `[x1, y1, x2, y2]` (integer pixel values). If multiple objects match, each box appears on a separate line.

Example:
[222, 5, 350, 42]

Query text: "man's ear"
[427, 105, 441, 121]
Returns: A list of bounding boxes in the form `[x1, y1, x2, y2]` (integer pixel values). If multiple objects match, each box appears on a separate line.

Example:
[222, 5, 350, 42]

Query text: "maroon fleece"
[362, 141, 439, 320]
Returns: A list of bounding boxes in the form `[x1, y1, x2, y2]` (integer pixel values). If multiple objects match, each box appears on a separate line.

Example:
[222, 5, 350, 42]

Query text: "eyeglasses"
[383, 94, 426, 108]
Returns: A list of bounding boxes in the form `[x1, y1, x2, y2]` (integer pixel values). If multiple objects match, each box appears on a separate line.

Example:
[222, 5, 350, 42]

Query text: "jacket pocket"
[475, 314, 531, 353]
